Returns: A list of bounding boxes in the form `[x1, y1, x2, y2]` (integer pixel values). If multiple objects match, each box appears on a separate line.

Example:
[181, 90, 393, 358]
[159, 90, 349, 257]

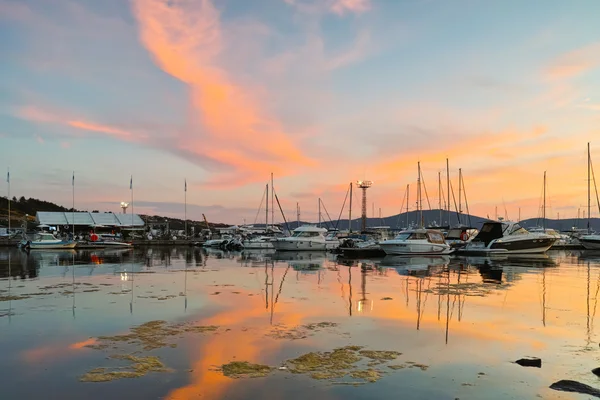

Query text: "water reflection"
[4, 248, 600, 399]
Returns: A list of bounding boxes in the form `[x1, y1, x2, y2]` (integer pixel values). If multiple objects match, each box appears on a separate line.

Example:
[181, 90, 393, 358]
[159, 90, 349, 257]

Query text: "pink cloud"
[546, 42, 600, 79]
[330, 0, 371, 15]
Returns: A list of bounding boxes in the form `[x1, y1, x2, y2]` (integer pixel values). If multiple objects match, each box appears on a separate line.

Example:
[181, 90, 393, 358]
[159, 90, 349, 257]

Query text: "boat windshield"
[292, 231, 322, 238]
[508, 224, 529, 236]
[446, 229, 463, 240]
[394, 232, 428, 241]
[393, 233, 411, 240]
[427, 231, 445, 244]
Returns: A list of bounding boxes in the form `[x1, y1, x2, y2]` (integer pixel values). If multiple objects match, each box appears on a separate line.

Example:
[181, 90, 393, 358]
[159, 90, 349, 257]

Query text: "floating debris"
[387, 364, 406, 370]
[423, 282, 493, 297]
[349, 369, 381, 383]
[221, 361, 272, 378]
[80, 355, 168, 382]
[359, 350, 401, 361]
[0, 295, 30, 302]
[267, 322, 338, 340]
[380, 297, 393, 300]
[91, 320, 219, 351]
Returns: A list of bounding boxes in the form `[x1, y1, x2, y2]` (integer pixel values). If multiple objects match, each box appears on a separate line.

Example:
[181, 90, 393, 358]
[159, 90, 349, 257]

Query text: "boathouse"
[35, 211, 145, 232]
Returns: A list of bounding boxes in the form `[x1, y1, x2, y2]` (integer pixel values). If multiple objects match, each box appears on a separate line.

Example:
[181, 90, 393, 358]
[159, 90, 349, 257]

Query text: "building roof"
[36, 211, 145, 227]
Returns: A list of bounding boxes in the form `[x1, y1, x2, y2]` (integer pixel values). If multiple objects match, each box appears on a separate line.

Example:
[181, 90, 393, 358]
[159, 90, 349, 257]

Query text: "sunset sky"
[1, 0, 600, 224]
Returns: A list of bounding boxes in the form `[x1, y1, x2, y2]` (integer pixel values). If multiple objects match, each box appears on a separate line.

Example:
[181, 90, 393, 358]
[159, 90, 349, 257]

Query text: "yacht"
[379, 228, 453, 255]
[580, 234, 600, 250]
[461, 220, 556, 254]
[271, 225, 329, 251]
[20, 232, 77, 250]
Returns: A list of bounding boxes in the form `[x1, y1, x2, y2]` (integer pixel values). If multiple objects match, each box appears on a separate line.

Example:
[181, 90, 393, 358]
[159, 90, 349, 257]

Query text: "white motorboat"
[379, 229, 453, 255]
[272, 225, 329, 251]
[242, 236, 274, 249]
[20, 232, 77, 250]
[580, 235, 600, 250]
[461, 220, 556, 254]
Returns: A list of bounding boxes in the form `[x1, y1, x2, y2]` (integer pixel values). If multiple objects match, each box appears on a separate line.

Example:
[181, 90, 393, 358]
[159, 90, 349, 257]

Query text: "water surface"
[2, 247, 600, 399]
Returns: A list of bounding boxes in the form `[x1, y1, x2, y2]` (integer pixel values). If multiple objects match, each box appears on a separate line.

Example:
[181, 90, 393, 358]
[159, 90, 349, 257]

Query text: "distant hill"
[283, 209, 600, 233]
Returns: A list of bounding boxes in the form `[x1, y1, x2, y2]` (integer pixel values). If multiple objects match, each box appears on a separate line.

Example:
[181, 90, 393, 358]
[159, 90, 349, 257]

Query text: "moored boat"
[461, 220, 556, 254]
[379, 229, 453, 255]
[20, 232, 77, 250]
[580, 235, 600, 250]
[272, 225, 328, 251]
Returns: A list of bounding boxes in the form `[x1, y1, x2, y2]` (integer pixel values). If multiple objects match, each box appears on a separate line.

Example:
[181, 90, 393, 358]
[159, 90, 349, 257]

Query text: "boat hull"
[340, 246, 386, 258]
[28, 241, 77, 249]
[380, 241, 452, 255]
[272, 239, 327, 251]
[462, 238, 556, 254]
[242, 241, 274, 249]
[581, 236, 600, 250]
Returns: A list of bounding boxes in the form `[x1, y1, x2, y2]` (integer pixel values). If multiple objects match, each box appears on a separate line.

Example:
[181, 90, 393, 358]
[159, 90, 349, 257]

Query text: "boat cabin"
[472, 221, 528, 246]
[393, 229, 447, 244]
[290, 225, 327, 238]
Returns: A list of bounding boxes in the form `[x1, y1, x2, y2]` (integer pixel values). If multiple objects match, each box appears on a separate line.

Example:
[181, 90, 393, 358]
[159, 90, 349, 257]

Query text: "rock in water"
[550, 380, 600, 398]
[515, 358, 542, 368]
[593, 367, 600, 377]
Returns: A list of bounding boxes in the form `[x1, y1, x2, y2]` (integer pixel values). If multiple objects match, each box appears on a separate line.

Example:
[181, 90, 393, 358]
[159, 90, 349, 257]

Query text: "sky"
[1, 0, 600, 225]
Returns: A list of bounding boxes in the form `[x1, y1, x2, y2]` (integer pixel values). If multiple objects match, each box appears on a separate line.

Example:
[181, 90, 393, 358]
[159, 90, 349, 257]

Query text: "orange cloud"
[131, 0, 315, 186]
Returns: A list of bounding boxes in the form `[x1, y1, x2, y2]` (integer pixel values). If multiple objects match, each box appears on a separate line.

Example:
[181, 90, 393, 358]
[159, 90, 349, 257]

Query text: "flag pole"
[72, 171, 75, 240]
[184, 179, 187, 238]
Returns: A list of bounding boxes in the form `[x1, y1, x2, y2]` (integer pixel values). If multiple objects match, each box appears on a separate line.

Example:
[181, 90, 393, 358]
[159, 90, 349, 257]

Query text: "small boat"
[338, 238, 386, 258]
[461, 220, 556, 254]
[20, 232, 77, 250]
[272, 225, 329, 251]
[379, 229, 453, 255]
[580, 234, 600, 250]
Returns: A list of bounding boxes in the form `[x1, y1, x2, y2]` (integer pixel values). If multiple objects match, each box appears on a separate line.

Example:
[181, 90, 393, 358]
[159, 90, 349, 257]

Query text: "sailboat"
[580, 143, 600, 250]
[380, 162, 453, 255]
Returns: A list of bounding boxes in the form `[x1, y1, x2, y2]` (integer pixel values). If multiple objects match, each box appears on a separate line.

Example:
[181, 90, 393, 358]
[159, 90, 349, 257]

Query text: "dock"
[0, 239, 204, 248]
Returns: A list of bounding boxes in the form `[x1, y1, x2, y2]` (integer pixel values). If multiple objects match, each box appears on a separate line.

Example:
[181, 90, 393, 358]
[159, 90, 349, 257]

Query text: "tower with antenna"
[357, 180, 373, 232]
[120, 201, 129, 214]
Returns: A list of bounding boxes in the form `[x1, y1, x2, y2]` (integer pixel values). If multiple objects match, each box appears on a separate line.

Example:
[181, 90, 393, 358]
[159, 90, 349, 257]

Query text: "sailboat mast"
[318, 198, 321, 227]
[446, 158, 450, 226]
[543, 171, 546, 230]
[588, 142, 591, 234]
[297, 202, 300, 227]
[406, 184, 410, 229]
[418, 162, 423, 227]
[265, 183, 269, 229]
[271, 173, 274, 228]
[438, 171, 442, 226]
[458, 168, 462, 223]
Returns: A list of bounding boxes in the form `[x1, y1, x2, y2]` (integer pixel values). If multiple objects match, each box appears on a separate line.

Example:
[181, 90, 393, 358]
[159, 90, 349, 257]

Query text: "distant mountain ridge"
[284, 209, 600, 233]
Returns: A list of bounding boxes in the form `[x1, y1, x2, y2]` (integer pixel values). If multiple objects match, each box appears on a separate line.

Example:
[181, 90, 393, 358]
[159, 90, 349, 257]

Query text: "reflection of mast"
[445, 267, 450, 344]
[587, 260, 591, 344]
[416, 278, 423, 330]
[72, 252, 76, 318]
[542, 268, 546, 327]
[264, 260, 269, 310]
[348, 266, 353, 316]
[7, 250, 12, 323]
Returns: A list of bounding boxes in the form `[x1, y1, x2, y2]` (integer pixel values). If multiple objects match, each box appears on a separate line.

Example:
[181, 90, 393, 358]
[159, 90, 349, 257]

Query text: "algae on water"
[80, 355, 168, 383]
[221, 361, 272, 378]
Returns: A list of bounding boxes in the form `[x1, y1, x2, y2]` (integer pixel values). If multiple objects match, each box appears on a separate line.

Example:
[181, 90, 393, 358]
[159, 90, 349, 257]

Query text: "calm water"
[2, 247, 600, 399]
